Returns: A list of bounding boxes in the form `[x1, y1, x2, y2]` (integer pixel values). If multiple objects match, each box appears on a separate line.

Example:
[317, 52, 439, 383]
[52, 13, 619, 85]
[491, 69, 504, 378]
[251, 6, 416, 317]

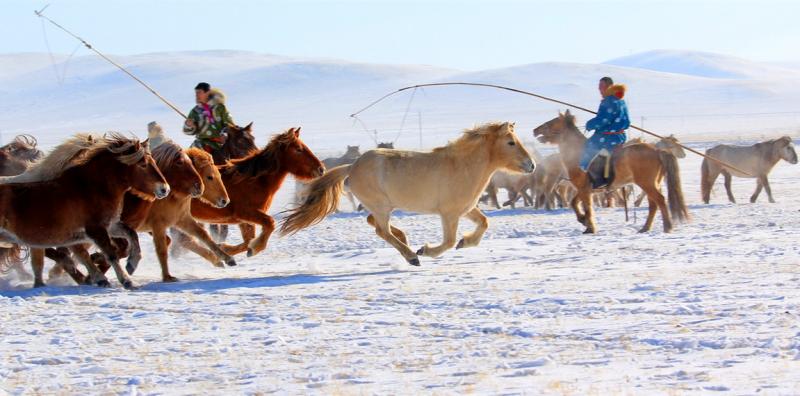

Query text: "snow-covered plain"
[1, 141, 799, 394]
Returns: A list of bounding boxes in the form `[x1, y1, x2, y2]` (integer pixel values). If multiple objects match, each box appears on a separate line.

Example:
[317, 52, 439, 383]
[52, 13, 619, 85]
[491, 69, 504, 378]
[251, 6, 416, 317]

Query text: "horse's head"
[276, 127, 325, 180]
[488, 122, 535, 174]
[533, 110, 577, 145]
[151, 142, 203, 199]
[377, 142, 394, 149]
[187, 148, 229, 208]
[108, 136, 170, 200]
[224, 122, 257, 161]
[2, 134, 44, 162]
[659, 135, 686, 158]
[777, 136, 798, 164]
[345, 145, 361, 157]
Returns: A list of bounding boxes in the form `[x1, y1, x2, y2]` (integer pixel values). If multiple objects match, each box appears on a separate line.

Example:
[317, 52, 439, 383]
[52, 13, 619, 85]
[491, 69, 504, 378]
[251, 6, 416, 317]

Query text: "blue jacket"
[585, 84, 630, 134]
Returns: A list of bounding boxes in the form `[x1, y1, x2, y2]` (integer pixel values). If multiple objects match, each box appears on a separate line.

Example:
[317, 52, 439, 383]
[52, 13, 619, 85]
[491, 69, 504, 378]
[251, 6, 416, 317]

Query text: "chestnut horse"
[533, 110, 688, 234]
[0, 134, 169, 289]
[281, 122, 535, 265]
[187, 127, 324, 257]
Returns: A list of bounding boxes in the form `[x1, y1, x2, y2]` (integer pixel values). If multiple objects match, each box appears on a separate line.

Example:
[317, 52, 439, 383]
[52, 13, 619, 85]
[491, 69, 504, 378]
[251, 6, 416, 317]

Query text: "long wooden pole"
[34, 7, 187, 120]
[351, 82, 755, 176]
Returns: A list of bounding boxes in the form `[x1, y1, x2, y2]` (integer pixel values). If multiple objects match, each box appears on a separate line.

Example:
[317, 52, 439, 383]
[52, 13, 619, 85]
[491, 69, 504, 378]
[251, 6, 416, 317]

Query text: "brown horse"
[0, 134, 169, 289]
[534, 110, 688, 234]
[281, 122, 534, 265]
[701, 136, 797, 204]
[187, 127, 324, 257]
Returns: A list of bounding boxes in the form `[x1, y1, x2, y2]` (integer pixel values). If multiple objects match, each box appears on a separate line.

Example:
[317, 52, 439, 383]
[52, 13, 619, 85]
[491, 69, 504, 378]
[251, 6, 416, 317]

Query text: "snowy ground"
[1, 143, 799, 394]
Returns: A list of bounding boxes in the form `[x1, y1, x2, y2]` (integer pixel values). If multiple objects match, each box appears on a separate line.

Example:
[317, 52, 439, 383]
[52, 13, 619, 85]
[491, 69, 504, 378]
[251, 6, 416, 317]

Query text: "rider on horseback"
[183, 82, 235, 159]
[579, 76, 630, 188]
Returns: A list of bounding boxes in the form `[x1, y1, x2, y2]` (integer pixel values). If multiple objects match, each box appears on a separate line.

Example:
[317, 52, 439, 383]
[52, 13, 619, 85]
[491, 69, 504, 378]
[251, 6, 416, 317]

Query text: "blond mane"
[0, 133, 146, 185]
[433, 122, 510, 154]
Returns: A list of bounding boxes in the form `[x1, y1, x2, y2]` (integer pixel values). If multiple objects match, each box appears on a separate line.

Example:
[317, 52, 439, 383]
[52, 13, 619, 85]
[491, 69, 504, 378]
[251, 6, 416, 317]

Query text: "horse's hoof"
[246, 249, 254, 257]
[226, 257, 237, 267]
[162, 276, 179, 283]
[416, 247, 425, 256]
[123, 280, 139, 290]
[638, 228, 649, 234]
[582, 228, 595, 234]
[33, 281, 45, 288]
[408, 257, 421, 266]
[125, 262, 137, 275]
[96, 279, 111, 288]
[456, 239, 465, 249]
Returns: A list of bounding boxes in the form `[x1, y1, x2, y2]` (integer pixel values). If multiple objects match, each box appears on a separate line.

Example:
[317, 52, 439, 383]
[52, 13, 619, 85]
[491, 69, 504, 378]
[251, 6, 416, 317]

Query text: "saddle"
[586, 145, 624, 189]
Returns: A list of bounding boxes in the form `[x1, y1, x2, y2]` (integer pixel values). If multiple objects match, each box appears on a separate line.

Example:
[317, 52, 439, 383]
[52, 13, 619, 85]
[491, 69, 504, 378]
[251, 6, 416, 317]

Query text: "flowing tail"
[659, 151, 690, 223]
[700, 157, 711, 204]
[280, 165, 351, 235]
[0, 244, 26, 274]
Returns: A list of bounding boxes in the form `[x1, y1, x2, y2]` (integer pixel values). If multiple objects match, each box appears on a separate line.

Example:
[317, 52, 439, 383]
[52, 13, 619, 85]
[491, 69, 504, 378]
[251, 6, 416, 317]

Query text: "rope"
[34, 7, 187, 120]
[392, 87, 417, 143]
[351, 82, 756, 177]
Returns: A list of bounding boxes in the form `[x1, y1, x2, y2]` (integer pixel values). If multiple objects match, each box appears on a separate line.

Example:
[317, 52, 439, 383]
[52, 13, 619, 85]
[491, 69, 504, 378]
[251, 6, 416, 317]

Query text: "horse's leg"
[369, 210, 419, 265]
[68, 244, 111, 288]
[149, 225, 178, 283]
[176, 216, 236, 267]
[578, 188, 597, 233]
[30, 248, 45, 288]
[45, 247, 87, 285]
[488, 186, 500, 209]
[174, 228, 221, 264]
[639, 191, 658, 233]
[219, 223, 256, 256]
[417, 213, 459, 258]
[722, 171, 736, 203]
[85, 226, 135, 290]
[570, 194, 585, 225]
[232, 211, 275, 257]
[750, 178, 763, 203]
[367, 214, 408, 245]
[109, 222, 140, 275]
[347, 191, 359, 212]
[457, 207, 489, 249]
[762, 175, 775, 203]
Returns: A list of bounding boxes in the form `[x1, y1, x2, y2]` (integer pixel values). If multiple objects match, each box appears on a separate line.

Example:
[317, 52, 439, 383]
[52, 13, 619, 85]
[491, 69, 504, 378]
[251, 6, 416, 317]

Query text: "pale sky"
[3, 0, 799, 70]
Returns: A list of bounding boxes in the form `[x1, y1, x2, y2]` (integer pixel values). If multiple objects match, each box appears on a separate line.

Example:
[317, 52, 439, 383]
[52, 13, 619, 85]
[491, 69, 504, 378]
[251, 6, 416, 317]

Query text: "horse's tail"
[700, 157, 711, 203]
[659, 151, 690, 223]
[280, 164, 351, 235]
[0, 244, 26, 274]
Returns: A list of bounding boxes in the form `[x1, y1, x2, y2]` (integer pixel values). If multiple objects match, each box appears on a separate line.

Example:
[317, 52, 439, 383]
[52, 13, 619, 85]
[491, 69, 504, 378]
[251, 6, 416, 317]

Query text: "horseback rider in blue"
[580, 76, 630, 188]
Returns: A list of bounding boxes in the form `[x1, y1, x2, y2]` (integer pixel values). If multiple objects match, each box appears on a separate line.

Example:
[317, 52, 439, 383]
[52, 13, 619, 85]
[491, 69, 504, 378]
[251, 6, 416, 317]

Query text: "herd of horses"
[0, 111, 796, 288]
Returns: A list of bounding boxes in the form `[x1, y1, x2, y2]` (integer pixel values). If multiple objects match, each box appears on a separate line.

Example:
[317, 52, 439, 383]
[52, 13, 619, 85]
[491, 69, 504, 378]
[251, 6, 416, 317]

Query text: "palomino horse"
[533, 110, 689, 234]
[189, 127, 324, 257]
[281, 122, 535, 265]
[701, 136, 797, 204]
[0, 134, 169, 289]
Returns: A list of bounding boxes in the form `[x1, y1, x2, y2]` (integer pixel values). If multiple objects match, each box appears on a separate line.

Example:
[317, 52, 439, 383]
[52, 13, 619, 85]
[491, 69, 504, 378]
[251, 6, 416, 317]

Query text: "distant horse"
[534, 110, 688, 234]
[701, 136, 797, 204]
[295, 145, 361, 210]
[187, 127, 324, 257]
[530, 153, 569, 210]
[377, 142, 394, 149]
[0, 134, 169, 289]
[481, 170, 532, 209]
[281, 122, 535, 265]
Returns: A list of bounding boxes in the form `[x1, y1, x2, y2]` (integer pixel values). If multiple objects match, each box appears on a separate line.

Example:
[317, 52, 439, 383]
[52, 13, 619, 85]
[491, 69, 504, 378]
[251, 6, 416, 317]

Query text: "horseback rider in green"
[183, 82, 235, 160]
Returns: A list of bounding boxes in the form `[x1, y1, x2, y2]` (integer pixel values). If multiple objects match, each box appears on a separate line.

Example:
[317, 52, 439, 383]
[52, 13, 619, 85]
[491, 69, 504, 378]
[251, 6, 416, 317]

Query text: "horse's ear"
[294, 127, 301, 137]
[565, 109, 572, 117]
[244, 122, 253, 131]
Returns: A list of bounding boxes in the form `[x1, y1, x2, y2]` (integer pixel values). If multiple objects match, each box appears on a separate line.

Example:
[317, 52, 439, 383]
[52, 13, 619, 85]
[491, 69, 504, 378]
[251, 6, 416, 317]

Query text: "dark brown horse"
[186, 127, 324, 257]
[0, 134, 169, 289]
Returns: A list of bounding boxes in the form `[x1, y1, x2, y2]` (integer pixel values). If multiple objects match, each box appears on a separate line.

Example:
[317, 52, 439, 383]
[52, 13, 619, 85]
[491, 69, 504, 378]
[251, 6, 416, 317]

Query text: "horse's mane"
[0, 133, 145, 185]
[151, 140, 185, 171]
[186, 147, 214, 168]
[221, 128, 297, 182]
[433, 122, 508, 153]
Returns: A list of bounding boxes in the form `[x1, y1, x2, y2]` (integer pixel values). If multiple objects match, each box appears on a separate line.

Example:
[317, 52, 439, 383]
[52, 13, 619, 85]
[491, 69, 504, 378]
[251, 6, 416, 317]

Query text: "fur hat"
[605, 84, 626, 99]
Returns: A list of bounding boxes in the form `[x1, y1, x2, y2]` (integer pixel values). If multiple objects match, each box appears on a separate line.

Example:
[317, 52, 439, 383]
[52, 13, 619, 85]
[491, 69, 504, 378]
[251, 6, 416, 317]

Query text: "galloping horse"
[209, 123, 258, 242]
[701, 136, 797, 203]
[533, 110, 689, 234]
[281, 122, 535, 265]
[0, 134, 169, 289]
[188, 127, 324, 257]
